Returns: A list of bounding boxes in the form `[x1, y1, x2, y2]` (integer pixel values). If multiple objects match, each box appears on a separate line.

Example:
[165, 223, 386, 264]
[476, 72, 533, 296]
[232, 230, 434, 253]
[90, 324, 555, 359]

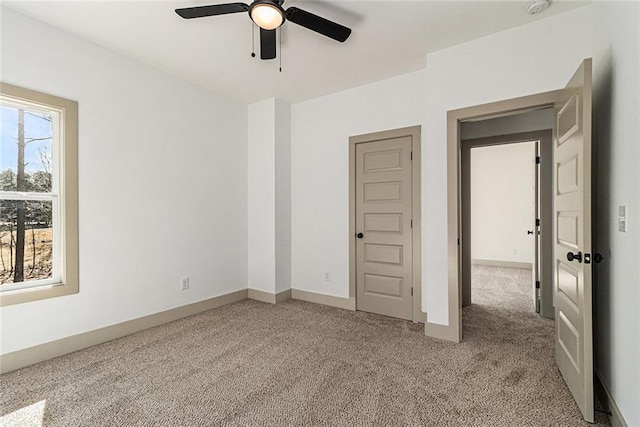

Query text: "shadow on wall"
[592, 50, 612, 377]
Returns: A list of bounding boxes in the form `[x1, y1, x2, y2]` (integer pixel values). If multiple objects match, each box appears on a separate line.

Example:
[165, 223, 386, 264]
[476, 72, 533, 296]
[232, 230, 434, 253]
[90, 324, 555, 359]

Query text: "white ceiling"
[4, 0, 588, 104]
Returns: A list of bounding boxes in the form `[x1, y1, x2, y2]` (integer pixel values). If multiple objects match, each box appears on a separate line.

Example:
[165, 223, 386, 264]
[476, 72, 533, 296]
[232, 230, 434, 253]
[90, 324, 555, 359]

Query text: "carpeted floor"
[471, 264, 534, 311]
[1, 266, 609, 426]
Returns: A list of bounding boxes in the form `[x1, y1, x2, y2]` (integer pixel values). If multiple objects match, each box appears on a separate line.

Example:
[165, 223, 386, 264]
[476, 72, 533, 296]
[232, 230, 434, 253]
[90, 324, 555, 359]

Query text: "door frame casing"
[349, 125, 425, 323]
[460, 130, 554, 319]
[440, 90, 564, 343]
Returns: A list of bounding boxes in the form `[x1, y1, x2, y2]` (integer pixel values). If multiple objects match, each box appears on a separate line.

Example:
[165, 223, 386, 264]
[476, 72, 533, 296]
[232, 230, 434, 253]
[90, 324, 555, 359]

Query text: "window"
[0, 83, 78, 306]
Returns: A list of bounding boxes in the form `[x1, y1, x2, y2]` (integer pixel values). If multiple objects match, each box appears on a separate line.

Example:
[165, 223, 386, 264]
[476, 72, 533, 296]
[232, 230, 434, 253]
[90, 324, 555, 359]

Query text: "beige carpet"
[1, 268, 609, 426]
[471, 265, 534, 311]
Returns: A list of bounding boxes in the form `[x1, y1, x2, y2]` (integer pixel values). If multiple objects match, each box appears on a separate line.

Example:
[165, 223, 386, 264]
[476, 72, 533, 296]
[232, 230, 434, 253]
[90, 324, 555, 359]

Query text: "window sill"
[0, 280, 78, 306]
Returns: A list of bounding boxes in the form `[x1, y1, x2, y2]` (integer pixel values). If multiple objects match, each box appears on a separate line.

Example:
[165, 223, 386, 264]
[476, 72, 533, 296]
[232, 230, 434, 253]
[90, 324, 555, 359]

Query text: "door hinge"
[536, 218, 540, 227]
[411, 219, 413, 229]
[410, 151, 413, 160]
[536, 156, 541, 164]
[411, 287, 413, 296]
[535, 280, 541, 289]
[457, 238, 460, 245]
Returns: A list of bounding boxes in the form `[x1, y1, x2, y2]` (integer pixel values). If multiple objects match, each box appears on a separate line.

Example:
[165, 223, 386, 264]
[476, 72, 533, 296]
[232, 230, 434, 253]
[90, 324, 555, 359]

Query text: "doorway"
[460, 128, 554, 319]
[442, 57, 594, 424]
[349, 125, 424, 323]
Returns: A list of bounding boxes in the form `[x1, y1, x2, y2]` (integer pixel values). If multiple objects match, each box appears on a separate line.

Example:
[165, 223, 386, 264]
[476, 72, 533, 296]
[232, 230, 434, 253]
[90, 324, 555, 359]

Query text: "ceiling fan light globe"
[250, 3, 284, 30]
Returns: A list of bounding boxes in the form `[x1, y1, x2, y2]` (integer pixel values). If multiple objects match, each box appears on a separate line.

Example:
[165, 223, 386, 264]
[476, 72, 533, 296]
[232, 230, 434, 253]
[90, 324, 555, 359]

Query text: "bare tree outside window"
[0, 106, 54, 285]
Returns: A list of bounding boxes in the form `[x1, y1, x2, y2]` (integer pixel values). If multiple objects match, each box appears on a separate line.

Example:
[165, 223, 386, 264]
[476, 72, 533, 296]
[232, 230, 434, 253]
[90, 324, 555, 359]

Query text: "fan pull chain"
[279, 27, 282, 72]
[251, 23, 256, 58]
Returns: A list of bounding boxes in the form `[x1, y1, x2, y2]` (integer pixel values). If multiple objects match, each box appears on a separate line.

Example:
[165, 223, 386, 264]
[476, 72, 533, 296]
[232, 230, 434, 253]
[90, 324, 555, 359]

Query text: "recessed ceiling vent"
[527, 0, 550, 15]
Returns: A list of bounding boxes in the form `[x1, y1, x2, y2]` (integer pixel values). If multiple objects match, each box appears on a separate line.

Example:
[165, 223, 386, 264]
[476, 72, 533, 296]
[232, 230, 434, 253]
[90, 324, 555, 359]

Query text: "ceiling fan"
[175, 1, 352, 60]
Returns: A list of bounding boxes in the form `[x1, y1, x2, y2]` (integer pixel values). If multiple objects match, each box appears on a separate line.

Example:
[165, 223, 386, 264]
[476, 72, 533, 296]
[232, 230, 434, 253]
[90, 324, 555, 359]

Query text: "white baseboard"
[291, 289, 356, 311]
[0, 289, 248, 374]
[595, 370, 628, 427]
[247, 289, 291, 304]
[472, 259, 533, 269]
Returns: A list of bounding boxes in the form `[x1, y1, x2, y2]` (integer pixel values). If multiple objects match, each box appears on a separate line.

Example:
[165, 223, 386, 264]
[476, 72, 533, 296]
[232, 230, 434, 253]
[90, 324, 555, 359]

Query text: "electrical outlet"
[324, 271, 331, 281]
[181, 277, 190, 291]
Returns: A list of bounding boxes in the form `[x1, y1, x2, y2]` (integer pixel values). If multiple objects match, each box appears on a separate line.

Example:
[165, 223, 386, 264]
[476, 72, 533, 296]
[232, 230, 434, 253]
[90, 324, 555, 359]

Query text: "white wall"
[291, 70, 425, 299]
[274, 99, 291, 293]
[247, 99, 276, 293]
[470, 142, 535, 265]
[423, 5, 594, 324]
[247, 98, 291, 295]
[0, 8, 248, 354]
[592, 2, 640, 425]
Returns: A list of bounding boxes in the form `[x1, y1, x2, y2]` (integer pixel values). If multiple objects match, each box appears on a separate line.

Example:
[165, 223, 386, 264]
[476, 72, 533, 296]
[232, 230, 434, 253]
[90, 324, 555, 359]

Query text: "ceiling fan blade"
[260, 28, 277, 60]
[285, 7, 351, 42]
[175, 3, 249, 19]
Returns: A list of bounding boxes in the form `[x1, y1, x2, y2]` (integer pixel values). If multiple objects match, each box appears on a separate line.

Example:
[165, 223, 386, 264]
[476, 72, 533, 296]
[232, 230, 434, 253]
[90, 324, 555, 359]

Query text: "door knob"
[356, 232, 364, 239]
[567, 251, 582, 263]
[594, 253, 604, 263]
[527, 230, 534, 235]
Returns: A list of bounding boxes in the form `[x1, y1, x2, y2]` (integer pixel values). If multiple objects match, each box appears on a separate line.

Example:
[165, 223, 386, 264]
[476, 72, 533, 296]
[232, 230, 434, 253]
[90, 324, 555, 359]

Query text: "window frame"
[0, 83, 78, 306]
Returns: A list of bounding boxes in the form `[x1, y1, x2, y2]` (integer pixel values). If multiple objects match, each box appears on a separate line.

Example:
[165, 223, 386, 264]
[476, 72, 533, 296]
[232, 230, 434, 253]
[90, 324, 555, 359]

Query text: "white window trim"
[0, 83, 78, 306]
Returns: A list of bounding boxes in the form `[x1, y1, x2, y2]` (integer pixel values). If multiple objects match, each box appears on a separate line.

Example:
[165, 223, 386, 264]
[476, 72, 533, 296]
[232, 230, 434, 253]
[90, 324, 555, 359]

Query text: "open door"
[532, 140, 540, 313]
[554, 58, 593, 422]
